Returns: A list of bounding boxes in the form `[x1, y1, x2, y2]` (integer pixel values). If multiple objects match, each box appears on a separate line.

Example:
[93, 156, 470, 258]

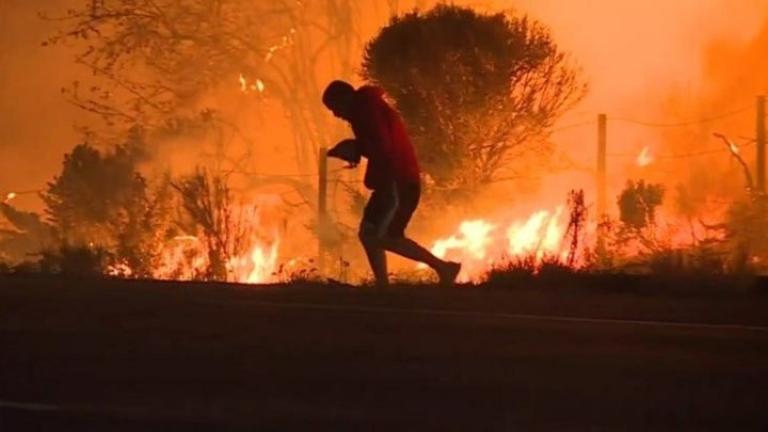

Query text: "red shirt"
[349, 86, 420, 190]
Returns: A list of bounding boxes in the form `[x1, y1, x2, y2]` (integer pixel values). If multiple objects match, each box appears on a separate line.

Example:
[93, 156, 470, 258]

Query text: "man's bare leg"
[360, 233, 389, 286]
[382, 237, 461, 284]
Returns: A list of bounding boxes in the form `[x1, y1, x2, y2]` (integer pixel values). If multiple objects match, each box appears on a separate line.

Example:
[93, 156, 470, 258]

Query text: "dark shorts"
[360, 181, 421, 239]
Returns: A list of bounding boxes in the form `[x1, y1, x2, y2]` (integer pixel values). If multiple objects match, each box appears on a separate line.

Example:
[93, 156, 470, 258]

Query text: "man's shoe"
[438, 261, 461, 286]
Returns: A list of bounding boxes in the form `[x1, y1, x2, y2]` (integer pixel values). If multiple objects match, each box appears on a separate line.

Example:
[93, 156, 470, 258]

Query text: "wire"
[550, 120, 595, 133]
[610, 105, 753, 128]
[607, 139, 755, 160]
[3, 189, 43, 195]
[236, 167, 347, 178]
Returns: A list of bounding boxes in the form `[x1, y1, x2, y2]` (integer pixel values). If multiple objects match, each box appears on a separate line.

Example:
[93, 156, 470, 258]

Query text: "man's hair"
[322, 80, 355, 108]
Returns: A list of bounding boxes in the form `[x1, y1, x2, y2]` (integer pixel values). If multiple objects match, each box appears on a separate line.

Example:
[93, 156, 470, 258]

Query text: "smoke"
[0, 0, 85, 211]
[488, 0, 768, 215]
[3, 0, 768, 215]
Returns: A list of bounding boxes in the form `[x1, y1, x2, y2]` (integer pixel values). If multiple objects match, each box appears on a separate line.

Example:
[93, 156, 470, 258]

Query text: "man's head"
[322, 80, 356, 120]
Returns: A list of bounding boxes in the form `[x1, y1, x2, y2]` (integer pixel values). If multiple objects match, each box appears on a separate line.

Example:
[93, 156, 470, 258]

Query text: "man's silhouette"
[323, 80, 461, 285]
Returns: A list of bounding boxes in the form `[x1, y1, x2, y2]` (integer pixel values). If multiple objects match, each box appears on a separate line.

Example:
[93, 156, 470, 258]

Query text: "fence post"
[318, 146, 328, 275]
[597, 114, 607, 217]
[757, 96, 766, 193]
[596, 114, 608, 253]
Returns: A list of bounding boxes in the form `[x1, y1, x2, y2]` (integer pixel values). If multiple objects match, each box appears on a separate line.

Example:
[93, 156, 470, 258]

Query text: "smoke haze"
[2, 0, 768, 212]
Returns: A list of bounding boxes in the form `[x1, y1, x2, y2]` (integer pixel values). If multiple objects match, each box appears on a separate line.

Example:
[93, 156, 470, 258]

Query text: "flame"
[4, 192, 16, 203]
[507, 207, 565, 260]
[265, 47, 276, 62]
[239, 74, 265, 94]
[109, 205, 282, 284]
[238, 73, 247, 92]
[253, 79, 265, 93]
[636, 146, 653, 167]
[428, 207, 567, 282]
[264, 28, 296, 62]
[432, 220, 496, 261]
[228, 234, 280, 283]
[729, 141, 740, 155]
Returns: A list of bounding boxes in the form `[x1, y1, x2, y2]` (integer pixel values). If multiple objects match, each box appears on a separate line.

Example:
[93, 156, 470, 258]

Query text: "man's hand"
[327, 139, 362, 167]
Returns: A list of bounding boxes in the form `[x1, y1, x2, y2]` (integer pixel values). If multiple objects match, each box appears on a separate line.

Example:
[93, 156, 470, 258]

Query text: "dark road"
[2, 278, 768, 430]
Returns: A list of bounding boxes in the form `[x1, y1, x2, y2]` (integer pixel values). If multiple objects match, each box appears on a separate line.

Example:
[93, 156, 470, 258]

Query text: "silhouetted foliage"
[0, 204, 54, 264]
[172, 169, 255, 280]
[564, 189, 587, 266]
[725, 195, 768, 272]
[617, 180, 665, 231]
[44, 0, 364, 172]
[362, 5, 585, 194]
[42, 142, 147, 244]
[41, 140, 172, 277]
[39, 244, 108, 277]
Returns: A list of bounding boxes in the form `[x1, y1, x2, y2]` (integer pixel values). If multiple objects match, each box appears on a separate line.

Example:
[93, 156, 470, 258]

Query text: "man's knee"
[358, 222, 383, 247]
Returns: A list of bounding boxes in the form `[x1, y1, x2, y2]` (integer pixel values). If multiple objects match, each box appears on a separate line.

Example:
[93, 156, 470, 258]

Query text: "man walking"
[322, 80, 461, 286]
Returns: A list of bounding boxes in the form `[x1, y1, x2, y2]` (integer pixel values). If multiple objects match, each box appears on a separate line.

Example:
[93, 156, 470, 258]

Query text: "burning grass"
[1, 181, 765, 286]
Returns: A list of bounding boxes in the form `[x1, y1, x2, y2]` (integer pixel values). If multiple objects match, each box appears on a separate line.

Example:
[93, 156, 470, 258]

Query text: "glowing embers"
[239, 74, 265, 94]
[428, 207, 567, 282]
[636, 146, 653, 167]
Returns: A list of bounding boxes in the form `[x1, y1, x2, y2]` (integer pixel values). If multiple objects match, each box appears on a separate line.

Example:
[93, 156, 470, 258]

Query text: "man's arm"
[327, 139, 362, 167]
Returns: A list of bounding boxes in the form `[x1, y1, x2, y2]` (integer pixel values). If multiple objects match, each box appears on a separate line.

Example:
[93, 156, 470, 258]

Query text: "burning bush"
[172, 169, 280, 282]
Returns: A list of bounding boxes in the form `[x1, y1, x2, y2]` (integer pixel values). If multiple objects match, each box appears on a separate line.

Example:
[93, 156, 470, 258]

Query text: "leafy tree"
[43, 143, 146, 244]
[362, 5, 585, 193]
[41, 139, 172, 276]
[44, 0, 367, 171]
[617, 180, 665, 231]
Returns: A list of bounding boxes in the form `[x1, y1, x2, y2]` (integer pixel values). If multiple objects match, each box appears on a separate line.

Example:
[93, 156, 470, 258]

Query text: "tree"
[44, 0, 367, 172]
[45, 0, 379, 264]
[41, 139, 172, 276]
[43, 142, 146, 244]
[362, 5, 585, 194]
[617, 180, 665, 231]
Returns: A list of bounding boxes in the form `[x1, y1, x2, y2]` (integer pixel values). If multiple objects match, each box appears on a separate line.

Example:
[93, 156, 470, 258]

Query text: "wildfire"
[227, 235, 280, 284]
[4, 192, 16, 203]
[636, 146, 653, 167]
[107, 205, 283, 284]
[428, 207, 568, 282]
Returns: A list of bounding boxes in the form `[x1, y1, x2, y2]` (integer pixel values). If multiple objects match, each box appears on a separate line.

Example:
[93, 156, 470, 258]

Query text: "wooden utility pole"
[318, 146, 328, 274]
[757, 96, 766, 193]
[597, 114, 607, 217]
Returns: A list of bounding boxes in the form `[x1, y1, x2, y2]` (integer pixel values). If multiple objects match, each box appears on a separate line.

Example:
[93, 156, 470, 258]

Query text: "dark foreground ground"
[1, 276, 768, 431]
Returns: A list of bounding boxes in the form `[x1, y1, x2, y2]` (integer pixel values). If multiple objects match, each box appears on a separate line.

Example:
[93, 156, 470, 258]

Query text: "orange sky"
[504, 0, 766, 112]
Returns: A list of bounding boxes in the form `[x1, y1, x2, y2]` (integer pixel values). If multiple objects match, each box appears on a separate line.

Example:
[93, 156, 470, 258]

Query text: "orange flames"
[427, 207, 569, 282]
[149, 233, 280, 283]
[227, 235, 280, 283]
[109, 208, 282, 284]
[239, 74, 265, 94]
